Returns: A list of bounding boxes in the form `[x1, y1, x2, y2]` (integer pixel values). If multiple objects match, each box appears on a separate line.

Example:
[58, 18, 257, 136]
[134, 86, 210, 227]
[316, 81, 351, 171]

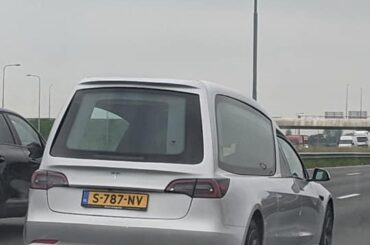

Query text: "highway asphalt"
[1, 165, 370, 245]
[322, 165, 370, 245]
[0, 217, 23, 244]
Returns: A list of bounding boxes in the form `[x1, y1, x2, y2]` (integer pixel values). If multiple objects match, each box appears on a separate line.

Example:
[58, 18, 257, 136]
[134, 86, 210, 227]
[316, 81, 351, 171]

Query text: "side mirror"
[27, 142, 44, 159]
[310, 168, 330, 182]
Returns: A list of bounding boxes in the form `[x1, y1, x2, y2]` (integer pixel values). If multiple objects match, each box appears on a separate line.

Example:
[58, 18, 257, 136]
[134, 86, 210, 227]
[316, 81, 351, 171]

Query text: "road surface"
[0, 217, 23, 245]
[324, 165, 370, 245]
[1, 165, 370, 244]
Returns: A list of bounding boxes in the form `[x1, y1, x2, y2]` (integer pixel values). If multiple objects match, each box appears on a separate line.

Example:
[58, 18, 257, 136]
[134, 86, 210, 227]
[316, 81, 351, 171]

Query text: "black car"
[0, 109, 44, 218]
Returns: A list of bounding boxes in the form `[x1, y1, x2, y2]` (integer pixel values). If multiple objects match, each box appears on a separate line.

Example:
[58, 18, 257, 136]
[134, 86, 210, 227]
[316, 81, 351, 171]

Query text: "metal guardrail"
[300, 152, 370, 159]
[272, 116, 370, 119]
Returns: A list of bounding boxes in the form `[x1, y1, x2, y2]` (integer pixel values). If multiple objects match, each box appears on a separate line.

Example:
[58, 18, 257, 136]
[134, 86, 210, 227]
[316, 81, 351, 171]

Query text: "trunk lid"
[46, 160, 206, 220]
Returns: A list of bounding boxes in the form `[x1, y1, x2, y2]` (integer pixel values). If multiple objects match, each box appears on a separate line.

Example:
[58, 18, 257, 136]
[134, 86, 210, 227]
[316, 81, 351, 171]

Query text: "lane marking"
[337, 193, 360, 200]
[346, 172, 361, 176]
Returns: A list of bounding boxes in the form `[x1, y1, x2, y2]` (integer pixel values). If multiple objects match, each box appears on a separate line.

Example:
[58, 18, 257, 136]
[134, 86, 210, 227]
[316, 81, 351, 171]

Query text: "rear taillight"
[165, 178, 230, 198]
[31, 240, 58, 244]
[31, 170, 69, 190]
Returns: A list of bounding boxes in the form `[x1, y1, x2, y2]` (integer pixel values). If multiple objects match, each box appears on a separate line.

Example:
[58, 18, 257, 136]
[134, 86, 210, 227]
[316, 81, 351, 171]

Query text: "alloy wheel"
[321, 206, 334, 245]
[246, 219, 262, 245]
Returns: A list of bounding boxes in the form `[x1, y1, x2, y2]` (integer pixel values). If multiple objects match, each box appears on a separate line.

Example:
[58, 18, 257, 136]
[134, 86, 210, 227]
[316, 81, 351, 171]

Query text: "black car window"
[8, 114, 41, 147]
[216, 95, 276, 176]
[278, 137, 305, 179]
[278, 140, 292, 178]
[0, 114, 15, 145]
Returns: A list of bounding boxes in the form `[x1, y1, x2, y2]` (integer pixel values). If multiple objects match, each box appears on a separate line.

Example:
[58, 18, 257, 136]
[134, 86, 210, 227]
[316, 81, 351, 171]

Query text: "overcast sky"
[1, 0, 370, 118]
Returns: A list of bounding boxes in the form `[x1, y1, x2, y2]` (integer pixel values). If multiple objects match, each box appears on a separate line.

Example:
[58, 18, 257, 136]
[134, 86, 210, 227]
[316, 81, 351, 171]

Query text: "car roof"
[79, 77, 202, 88]
[0, 107, 23, 117]
[78, 77, 271, 118]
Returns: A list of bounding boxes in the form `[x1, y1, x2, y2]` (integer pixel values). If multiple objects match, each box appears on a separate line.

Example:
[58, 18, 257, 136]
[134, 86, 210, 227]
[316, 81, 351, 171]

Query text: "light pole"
[26, 74, 41, 132]
[345, 84, 349, 119]
[48, 84, 53, 120]
[252, 0, 258, 101]
[360, 87, 363, 118]
[2, 64, 21, 108]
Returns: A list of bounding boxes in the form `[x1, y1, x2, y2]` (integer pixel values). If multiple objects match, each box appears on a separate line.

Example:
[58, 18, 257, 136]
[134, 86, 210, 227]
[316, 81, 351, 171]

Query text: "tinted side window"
[216, 95, 276, 175]
[278, 138, 305, 179]
[278, 142, 292, 178]
[0, 114, 15, 145]
[8, 114, 41, 146]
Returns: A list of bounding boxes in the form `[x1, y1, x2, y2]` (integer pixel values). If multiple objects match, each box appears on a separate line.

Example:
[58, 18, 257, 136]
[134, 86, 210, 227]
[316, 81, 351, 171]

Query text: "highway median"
[302, 156, 370, 169]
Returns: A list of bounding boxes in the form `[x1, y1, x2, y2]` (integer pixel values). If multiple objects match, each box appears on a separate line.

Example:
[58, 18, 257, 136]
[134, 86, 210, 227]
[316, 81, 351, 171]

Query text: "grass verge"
[303, 157, 370, 169]
[299, 146, 370, 153]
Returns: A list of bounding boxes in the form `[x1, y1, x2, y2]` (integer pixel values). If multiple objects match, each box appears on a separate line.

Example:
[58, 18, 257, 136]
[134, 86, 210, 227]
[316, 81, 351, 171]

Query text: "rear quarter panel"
[217, 174, 280, 234]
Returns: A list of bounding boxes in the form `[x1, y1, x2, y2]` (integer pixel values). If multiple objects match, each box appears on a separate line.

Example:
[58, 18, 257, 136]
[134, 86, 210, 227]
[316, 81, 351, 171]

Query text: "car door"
[278, 137, 322, 244]
[272, 137, 303, 245]
[4, 113, 44, 204]
[0, 113, 32, 217]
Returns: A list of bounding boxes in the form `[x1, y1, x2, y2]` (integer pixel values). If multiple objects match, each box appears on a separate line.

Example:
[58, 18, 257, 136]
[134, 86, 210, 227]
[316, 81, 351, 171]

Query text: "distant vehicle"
[308, 134, 327, 147]
[0, 109, 44, 218]
[353, 131, 369, 147]
[323, 130, 342, 147]
[338, 135, 354, 147]
[287, 135, 309, 148]
[25, 78, 334, 245]
[307, 130, 342, 147]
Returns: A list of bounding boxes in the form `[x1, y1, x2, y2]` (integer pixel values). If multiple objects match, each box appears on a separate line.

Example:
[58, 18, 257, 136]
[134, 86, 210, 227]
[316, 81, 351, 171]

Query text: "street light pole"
[252, 0, 258, 101]
[26, 74, 41, 132]
[360, 87, 363, 118]
[2, 64, 21, 108]
[345, 84, 349, 119]
[48, 84, 53, 120]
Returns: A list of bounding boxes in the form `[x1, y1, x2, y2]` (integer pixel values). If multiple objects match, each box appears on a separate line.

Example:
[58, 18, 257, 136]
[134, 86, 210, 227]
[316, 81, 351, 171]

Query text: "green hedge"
[303, 157, 370, 169]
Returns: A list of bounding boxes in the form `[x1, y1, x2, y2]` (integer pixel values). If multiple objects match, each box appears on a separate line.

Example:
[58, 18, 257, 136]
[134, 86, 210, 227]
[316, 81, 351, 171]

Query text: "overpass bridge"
[274, 117, 370, 130]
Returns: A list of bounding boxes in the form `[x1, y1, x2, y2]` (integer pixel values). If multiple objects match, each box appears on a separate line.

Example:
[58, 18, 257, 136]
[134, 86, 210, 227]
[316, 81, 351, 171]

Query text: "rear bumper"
[25, 190, 245, 245]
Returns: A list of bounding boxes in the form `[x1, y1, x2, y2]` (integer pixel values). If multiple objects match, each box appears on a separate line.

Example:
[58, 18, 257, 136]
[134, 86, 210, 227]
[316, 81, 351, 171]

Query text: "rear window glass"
[51, 88, 203, 164]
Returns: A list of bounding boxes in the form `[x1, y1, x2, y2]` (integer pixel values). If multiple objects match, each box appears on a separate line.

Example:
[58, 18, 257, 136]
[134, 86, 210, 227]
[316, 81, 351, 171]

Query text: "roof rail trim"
[80, 80, 198, 89]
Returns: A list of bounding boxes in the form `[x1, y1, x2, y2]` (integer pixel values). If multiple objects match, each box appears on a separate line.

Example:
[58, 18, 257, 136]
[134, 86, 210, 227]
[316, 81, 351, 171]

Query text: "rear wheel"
[245, 219, 262, 245]
[320, 204, 334, 245]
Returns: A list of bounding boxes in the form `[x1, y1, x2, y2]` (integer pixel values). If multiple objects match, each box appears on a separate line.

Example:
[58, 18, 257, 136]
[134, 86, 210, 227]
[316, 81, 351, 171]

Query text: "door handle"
[319, 195, 324, 201]
[0, 155, 5, 163]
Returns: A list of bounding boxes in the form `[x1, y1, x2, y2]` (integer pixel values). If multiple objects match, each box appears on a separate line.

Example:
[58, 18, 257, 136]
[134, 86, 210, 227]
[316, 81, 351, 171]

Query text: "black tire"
[320, 204, 334, 245]
[245, 219, 262, 245]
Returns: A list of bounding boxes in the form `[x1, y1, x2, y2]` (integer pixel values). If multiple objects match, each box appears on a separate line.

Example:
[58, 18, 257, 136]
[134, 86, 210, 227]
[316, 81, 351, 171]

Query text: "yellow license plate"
[81, 191, 149, 211]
